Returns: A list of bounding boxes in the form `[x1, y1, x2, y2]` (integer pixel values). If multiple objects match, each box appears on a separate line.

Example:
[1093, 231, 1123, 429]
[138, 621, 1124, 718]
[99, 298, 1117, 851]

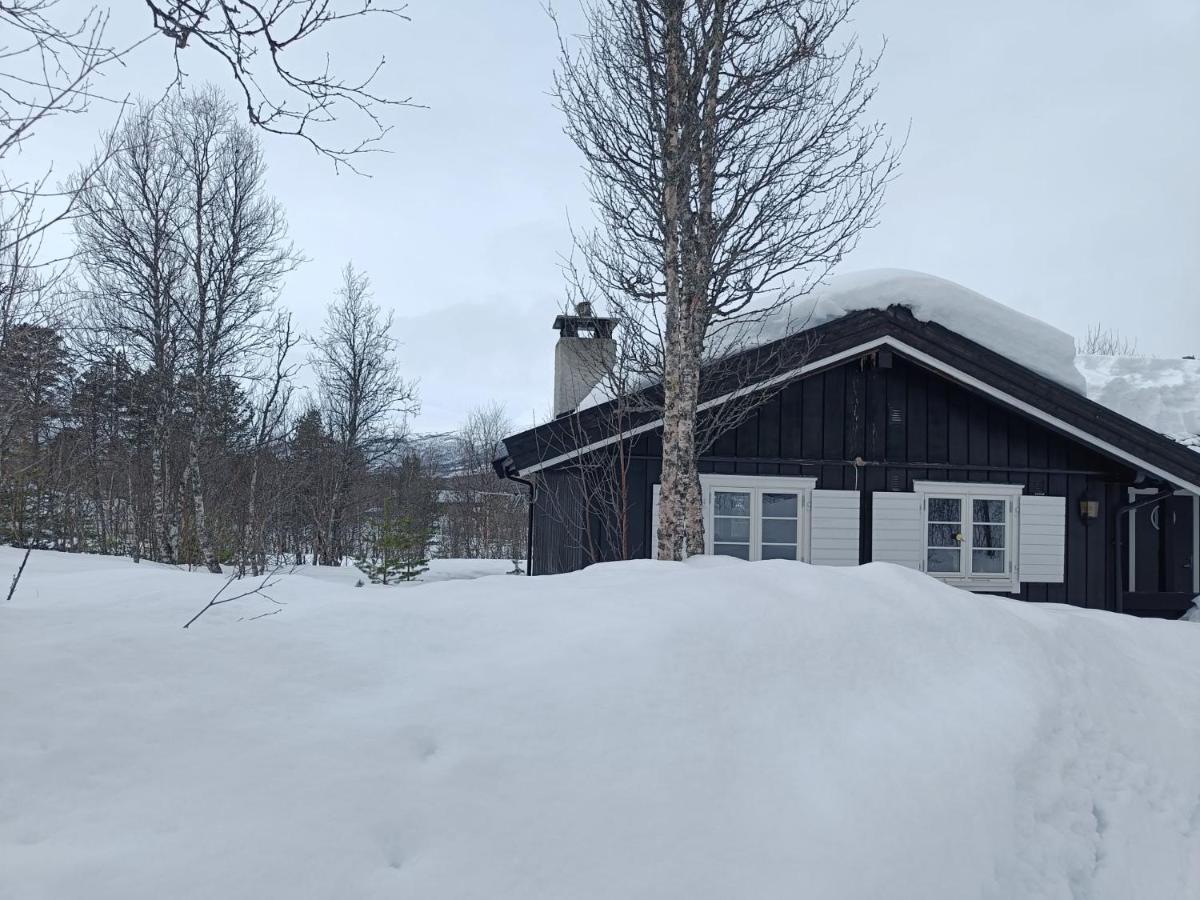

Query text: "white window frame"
[913, 481, 1023, 592]
[700, 474, 817, 562]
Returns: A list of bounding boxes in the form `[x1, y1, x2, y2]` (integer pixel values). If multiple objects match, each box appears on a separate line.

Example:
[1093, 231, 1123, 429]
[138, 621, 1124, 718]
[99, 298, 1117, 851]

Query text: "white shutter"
[871, 492, 923, 569]
[650, 485, 660, 560]
[809, 490, 860, 566]
[1018, 495, 1065, 583]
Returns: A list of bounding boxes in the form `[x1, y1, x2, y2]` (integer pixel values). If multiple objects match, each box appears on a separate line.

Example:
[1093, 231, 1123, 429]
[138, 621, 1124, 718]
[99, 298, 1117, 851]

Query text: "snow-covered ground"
[290, 557, 522, 588]
[2, 547, 1199, 900]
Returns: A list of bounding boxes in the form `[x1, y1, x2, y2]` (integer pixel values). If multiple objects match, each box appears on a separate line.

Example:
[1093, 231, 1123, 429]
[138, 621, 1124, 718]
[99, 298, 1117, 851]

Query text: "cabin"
[494, 271, 1200, 619]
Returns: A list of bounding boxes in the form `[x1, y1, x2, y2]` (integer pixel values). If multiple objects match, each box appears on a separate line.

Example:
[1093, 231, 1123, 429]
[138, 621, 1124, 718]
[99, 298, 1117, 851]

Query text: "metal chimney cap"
[552, 306, 618, 338]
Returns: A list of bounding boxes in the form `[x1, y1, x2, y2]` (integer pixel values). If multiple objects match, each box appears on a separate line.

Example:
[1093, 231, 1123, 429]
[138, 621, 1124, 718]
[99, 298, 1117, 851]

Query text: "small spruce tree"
[353, 455, 440, 585]
[354, 499, 406, 584]
[392, 514, 435, 582]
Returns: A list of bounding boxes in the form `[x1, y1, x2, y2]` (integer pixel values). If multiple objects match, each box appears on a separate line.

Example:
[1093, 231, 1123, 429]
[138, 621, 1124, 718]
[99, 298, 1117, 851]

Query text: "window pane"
[761, 544, 797, 561]
[972, 549, 1006, 574]
[927, 548, 961, 573]
[928, 523, 960, 547]
[973, 499, 1006, 524]
[714, 491, 751, 516]
[713, 542, 751, 560]
[762, 493, 798, 518]
[973, 524, 1005, 549]
[928, 498, 961, 523]
[762, 518, 797, 544]
[714, 516, 751, 542]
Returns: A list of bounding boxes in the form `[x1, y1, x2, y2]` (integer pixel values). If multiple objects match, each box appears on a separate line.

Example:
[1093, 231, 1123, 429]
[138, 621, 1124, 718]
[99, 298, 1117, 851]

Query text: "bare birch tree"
[242, 311, 299, 575]
[75, 89, 296, 571]
[0, 0, 412, 348]
[74, 102, 188, 562]
[0, 3, 126, 258]
[171, 87, 297, 573]
[553, 0, 900, 560]
[311, 263, 418, 564]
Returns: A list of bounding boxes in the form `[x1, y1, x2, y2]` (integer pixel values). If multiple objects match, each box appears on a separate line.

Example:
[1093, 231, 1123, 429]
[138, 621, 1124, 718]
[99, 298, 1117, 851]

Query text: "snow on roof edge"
[579, 268, 1087, 412]
[748, 269, 1087, 395]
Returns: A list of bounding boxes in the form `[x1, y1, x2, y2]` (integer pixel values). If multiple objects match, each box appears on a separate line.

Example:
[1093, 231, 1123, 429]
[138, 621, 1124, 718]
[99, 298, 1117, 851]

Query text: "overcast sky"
[34, 0, 1200, 434]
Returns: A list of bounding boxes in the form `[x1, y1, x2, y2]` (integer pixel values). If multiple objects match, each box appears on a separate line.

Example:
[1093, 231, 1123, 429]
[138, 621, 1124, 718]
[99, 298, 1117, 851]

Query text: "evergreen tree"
[354, 501, 437, 585]
[391, 513, 435, 582]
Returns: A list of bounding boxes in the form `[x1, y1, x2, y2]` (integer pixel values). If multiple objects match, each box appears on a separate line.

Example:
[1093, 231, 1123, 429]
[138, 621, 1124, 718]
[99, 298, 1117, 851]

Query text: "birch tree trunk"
[243, 458, 261, 575]
[186, 361, 221, 574]
[655, 0, 692, 561]
[125, 467, 141, 562]
[187, 424, 220, 573]
[325, 462, 347, 566]
[151, 403, 174, 563]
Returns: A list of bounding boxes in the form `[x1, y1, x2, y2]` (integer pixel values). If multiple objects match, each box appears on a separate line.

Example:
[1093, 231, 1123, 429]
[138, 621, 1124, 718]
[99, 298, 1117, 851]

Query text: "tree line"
[0, 88, 526, 574]
[5, 0, 904, 575]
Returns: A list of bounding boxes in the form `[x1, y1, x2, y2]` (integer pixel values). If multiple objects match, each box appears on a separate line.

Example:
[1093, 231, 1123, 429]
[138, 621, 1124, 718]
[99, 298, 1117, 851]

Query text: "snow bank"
[1078, 354, 1200, 450]
[752, 269, 1087, 393]
[2, 548, 1199, 900]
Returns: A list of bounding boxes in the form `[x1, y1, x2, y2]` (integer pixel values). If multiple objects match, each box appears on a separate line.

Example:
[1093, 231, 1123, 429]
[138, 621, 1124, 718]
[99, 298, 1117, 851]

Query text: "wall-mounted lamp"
[1079, 498, 1100, 522]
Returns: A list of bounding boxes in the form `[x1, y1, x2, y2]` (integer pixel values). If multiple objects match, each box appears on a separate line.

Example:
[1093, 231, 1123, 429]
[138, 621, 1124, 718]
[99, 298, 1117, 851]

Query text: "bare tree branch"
[142, 0, 419, 170]
[182, 563, 286, 628]
[4, 547, 32, 602]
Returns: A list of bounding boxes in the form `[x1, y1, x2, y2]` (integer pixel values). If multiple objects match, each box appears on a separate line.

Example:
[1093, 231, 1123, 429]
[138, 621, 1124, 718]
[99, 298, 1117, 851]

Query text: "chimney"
[552, 302, 618, 417]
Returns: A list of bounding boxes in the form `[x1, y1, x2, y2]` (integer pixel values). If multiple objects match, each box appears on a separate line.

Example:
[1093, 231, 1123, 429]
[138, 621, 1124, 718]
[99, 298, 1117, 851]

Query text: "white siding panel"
[871, 492, 923, 569]
[809, 490, 860, 566]
[1018, 495, 1066, 583]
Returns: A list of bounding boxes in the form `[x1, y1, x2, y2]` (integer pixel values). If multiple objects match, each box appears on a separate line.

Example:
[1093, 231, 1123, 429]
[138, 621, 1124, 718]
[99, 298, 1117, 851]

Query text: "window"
[653, 478, 861, 564]
[913, 481, 1021, 591]
[711, 489, 752, 559]
[703, 475, 815, 562]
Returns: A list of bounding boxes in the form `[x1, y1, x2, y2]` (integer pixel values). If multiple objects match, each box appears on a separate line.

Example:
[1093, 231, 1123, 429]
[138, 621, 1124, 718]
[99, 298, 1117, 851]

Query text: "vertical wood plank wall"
[535, 355, 1145, 610]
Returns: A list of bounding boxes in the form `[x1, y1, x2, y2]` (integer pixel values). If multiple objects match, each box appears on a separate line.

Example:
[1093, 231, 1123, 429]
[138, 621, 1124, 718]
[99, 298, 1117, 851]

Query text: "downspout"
[507, 474, 535, 576]
[495, 454, 535, 576]
[1115, 487, 1174, 615]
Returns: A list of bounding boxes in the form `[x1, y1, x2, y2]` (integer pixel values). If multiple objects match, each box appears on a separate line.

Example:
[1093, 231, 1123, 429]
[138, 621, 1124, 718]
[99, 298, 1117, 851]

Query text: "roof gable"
[497, 307, 1200, 494]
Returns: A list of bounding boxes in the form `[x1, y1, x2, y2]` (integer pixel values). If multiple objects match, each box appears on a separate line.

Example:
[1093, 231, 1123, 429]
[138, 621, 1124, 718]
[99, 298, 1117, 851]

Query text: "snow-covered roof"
[749, 269, 1087, 394]
[579, 268, 1087, 413]
[1077, 354, 1200, 452]
[580, 273, 1200, 455]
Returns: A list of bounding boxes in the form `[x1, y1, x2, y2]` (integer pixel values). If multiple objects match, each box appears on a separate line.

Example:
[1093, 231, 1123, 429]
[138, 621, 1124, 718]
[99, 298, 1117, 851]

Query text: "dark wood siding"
[530, 353, 1143, 611]
[504, 308, 1200, 494]
[1131, 493, 1196, 595]
[530, 469, 584, 576]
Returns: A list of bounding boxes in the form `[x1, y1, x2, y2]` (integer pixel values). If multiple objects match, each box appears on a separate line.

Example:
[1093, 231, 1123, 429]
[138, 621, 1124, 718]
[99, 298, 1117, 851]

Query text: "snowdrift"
[1078, 354, 1200, 451]
[1, 548, 1198, 900]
